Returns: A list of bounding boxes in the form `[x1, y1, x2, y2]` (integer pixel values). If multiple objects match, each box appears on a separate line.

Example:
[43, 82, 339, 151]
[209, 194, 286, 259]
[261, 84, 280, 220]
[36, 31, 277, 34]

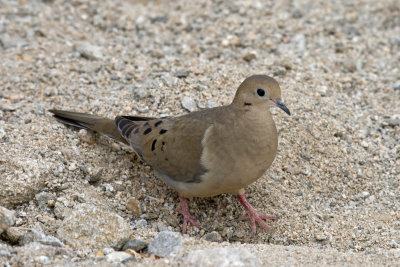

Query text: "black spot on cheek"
[244, 102, 252, 106]
[151, 139, 157, 151]
[154, 120, 163, 127]
[144, 128, 152, 135]
[159, 129, 167, 134]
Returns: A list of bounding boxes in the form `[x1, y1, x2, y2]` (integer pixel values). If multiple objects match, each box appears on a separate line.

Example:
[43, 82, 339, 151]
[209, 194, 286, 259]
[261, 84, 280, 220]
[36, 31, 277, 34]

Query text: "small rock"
[0, 206, 15, 235]
[292, 34, 307, 51]
[0, 126, 5, 140]
[174, 69, 189, 78]
[0, 248, 11, 257]
[126, 197, 142, 217]
[182, 246, 262, 267]
[122, 239, 148, 252]
[19, 227, 64, 247]
[57, 203, 133, 249]
[148, 231, 183, 257]
[135, 219, 148, 227]
[37, 255, 51, 265]
[78, 129, 93, 143]
[207, 100, 216, 108]
[133, 88, 149, 99]
[76, 42, 103, 60]
[361, 141, 369, 148]
[243, 52, 256, 62]
[201, 231, 222, 242]
[88, 168, 103, 183]
[106, 251, 134, 263]
[54, 200, 70, 219]
[35, 192, 55, 211]
[361, 191, 370, 198]
[315, 233, 328, 242]
[102, 247, 115, 255]
[181, 96, 197, 112]
[155, 221, 170, 232]
[5, 227, 24, 243]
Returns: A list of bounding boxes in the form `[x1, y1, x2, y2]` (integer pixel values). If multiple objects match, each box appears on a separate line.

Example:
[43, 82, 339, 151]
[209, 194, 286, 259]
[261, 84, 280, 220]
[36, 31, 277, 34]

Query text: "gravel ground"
[0, 0, 399, 265]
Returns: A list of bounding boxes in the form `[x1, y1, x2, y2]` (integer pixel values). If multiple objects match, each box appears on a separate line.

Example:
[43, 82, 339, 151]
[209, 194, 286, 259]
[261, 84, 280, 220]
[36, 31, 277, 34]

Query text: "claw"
[178, 195, 200, 234]
[237, 193, 276, 233]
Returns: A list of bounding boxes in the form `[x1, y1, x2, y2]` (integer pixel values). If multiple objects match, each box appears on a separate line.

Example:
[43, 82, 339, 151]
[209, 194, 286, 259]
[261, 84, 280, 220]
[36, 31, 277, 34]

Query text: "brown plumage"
[49, 75, 290, 233]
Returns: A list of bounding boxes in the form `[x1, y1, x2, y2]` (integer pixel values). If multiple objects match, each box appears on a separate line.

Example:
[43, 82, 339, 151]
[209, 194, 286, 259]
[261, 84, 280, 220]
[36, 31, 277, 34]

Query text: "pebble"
[181, 96, 197, 112]
[88, 168, 103, 183]
[76, 42, 103, 60]
[102, 247, 115, 255]
[148, 231, 183, 257]
[201, 231, 222, 242]
[0, 206, 15, 235]
[243, 52, 256, 62]
[126, 197, 142, 217]
[315, 233, 328, 242]
[133, 88, 149, 99]
[0, 248, 11, 257]
[5, 227, 24, 243]
[34, 192, 55, 211]
[182, 247, 262, 267]
[78, 129, 92, 143]
[56, 203, 133, 249]
[105, 251, 134, 263]
[122, 239, 148, 252]
[37, 255, 51, 265]
[174, 69, 189, 78]
[0, 125, 5, 140]
[19, 227, 64, 247]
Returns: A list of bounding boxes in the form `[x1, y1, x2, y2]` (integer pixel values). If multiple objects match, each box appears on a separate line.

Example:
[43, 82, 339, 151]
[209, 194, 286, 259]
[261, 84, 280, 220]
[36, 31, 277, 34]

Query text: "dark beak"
[273, 99, 291, 115]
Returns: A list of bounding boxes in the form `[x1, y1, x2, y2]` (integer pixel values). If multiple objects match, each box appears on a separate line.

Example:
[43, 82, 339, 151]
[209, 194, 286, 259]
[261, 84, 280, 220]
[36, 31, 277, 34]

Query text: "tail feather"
[49, 109, 129, 145]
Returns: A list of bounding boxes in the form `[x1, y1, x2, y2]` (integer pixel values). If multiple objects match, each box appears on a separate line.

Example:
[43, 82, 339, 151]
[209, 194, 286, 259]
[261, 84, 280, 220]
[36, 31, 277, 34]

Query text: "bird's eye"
[256, 88, 265, 97]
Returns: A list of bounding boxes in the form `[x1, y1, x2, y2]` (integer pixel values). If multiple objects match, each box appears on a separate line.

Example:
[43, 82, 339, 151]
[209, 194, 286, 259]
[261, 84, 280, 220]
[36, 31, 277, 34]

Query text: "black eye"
[257, 88, 265, 97]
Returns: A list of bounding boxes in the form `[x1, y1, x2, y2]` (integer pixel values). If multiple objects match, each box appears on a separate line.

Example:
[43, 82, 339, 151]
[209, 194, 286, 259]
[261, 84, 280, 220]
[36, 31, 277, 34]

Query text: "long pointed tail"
[49, 109, 129, 145]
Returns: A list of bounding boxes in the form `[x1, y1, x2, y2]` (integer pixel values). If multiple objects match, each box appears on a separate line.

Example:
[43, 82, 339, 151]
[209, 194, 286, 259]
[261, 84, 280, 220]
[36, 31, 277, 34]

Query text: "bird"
[49, 75, 290, 234]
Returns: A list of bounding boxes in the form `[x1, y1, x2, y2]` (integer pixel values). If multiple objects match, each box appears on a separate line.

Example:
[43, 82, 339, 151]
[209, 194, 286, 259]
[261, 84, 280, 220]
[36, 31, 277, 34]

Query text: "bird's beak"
[272, 99, 291, 115]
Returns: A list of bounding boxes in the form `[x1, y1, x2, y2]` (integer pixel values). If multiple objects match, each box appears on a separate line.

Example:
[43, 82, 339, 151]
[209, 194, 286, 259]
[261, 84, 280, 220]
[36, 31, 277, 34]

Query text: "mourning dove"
[49, 75, 290, 233]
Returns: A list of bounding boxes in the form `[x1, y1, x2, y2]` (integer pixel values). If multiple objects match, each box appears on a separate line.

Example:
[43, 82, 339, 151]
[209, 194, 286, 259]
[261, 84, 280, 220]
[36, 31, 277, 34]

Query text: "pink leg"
[178, 195, 200, 234]
[237, 193, 277, 233]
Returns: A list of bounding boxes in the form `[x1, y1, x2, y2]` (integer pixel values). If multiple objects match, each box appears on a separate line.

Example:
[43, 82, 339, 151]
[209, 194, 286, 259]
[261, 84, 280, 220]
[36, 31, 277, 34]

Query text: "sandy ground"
[0, 0, 399, 265]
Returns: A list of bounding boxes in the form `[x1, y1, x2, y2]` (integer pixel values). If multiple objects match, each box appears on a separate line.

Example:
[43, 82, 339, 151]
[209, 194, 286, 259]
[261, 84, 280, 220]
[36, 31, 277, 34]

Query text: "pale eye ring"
[256, 88, 266, 97]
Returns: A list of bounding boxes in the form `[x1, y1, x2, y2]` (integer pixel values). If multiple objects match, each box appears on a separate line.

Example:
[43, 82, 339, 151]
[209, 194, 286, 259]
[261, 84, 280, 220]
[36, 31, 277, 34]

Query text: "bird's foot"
[237, 193, 277, 233]
[178, 195, 200, 234]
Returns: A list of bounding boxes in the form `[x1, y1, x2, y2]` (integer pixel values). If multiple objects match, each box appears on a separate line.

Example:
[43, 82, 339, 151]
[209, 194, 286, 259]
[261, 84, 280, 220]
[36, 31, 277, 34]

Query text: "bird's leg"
[178, 195, 200, 234]
[237, 193, 277, 233]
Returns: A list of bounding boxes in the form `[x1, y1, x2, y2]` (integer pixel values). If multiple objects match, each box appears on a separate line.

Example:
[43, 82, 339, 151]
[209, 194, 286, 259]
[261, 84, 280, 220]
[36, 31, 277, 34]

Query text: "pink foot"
[178, 195, 200, 234]
[237, 193, 277, 233]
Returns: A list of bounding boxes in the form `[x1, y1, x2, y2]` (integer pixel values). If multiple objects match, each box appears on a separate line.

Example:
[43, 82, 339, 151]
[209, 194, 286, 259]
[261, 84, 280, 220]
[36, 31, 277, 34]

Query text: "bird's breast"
[178, 111, 278, 197]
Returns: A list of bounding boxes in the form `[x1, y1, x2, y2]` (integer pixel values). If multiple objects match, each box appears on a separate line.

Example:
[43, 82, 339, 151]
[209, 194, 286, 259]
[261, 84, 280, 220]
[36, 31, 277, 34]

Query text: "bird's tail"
[49, 109, 129, 145]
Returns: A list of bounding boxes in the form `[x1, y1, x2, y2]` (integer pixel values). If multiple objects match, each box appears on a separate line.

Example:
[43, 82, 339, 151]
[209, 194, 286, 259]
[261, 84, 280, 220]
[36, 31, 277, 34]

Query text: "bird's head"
[232, 75, 290, 115]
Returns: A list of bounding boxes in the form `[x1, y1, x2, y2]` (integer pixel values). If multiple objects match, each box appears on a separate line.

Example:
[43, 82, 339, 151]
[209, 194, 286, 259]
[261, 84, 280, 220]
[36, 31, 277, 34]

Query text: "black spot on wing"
[161, 141, 165, 152]
[123, 124, 135, 137]
[144, 128, 152, 135]
[151, 139, 157, 151]
[154, 120, 163, 127]
[116, 117, 137, 138]
[159, 129, 167, 134]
